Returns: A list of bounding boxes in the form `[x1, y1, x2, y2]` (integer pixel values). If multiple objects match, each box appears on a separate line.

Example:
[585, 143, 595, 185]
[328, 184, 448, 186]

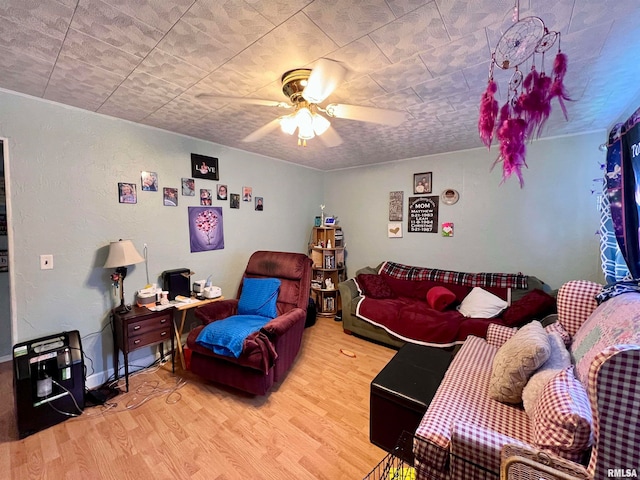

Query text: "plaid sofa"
[414, 280, 640, 479]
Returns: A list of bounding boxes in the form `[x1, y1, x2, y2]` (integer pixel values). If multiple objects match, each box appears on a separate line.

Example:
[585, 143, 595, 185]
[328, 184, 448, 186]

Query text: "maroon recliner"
[186, 251, 312, 395]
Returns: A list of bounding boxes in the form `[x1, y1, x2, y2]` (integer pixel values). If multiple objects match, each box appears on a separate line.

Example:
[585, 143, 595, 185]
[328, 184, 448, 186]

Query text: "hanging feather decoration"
[478, 80, 499, 148]
[549, 52, 571, 120]
[495, 117, 528, 187]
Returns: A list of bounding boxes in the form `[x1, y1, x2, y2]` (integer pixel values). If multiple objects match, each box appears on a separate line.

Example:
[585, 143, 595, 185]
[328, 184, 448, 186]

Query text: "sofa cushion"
[502, 289, 557, 327]
[489, 321, 551, 404]
[356, 274, 394, 299]
[532, 366, 593, 460]
[458, 287, 508, 318]
[522, 332, 572, 415]
[237, 277, 281, 318]
[426, 286, 457, 311]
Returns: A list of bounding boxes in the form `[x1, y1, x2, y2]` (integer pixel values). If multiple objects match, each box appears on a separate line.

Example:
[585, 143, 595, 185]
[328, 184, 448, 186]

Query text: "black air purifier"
[162, 268, 191, 300]
[13, 330, 85, 438]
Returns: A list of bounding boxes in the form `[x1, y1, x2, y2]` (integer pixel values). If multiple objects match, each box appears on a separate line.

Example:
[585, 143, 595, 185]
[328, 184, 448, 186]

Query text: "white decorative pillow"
[458, 287, 508, 318]
[522, 332, 572, 415]
[489, 321, 551, 404]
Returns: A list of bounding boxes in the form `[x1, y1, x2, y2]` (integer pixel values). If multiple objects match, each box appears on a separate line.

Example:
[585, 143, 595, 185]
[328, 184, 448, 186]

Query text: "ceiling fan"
[196, 58, 406, 147]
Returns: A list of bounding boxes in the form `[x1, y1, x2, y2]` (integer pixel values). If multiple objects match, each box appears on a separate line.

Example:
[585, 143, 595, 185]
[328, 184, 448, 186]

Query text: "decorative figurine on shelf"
[325, 278, 334, 290]
[320, 204, 325, 225]
[327, 239, 331, 248]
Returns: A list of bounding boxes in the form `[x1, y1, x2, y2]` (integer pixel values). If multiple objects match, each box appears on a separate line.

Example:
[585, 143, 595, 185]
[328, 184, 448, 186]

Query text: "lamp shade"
[103, 240, 144, 268]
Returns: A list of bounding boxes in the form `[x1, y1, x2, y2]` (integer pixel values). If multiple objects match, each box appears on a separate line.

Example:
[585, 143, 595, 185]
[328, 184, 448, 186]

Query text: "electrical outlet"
[40, 254, 53, 270]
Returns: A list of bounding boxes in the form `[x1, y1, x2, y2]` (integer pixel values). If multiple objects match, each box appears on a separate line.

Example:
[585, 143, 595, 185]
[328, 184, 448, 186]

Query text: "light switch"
[40, 254, 53, 270]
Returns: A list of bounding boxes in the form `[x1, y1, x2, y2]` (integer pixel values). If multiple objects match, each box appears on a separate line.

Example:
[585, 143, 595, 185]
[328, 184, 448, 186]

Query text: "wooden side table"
[112, 305, 174, 392]
[172, 296, 224, 369]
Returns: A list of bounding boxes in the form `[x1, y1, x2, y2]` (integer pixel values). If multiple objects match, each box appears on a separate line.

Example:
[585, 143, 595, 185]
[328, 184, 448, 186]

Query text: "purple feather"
[478, 81, 499, 148]
[549, 52, 571, 119]
[495, 117, 528, 187]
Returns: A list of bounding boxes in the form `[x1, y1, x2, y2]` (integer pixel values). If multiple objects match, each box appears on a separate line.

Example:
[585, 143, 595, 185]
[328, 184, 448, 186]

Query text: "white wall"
[324, 132, 606, 289]
[0, 90, 324, 376]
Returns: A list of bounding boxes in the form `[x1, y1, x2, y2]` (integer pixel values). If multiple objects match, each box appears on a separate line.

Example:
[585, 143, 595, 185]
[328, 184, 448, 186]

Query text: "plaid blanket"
[379, 261, 528, 289]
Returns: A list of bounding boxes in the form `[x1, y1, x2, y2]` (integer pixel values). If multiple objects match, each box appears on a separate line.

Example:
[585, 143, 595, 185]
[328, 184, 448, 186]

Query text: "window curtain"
[601, 107, 640, 282]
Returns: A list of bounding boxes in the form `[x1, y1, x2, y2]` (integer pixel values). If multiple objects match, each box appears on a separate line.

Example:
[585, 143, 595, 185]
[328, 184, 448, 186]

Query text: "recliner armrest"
[262, 308, 305, 337]
[194, 299, 239, 325]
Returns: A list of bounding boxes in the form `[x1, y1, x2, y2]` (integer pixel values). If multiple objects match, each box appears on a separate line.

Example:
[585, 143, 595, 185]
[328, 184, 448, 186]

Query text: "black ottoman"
[370, 343, 454, 456]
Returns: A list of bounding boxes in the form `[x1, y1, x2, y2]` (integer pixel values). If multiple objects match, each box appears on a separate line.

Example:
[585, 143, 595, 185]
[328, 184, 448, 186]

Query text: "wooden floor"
[0, 318, 397, 479]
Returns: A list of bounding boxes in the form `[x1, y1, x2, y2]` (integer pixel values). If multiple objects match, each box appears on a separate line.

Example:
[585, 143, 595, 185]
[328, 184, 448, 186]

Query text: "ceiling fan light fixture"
[280, 114, 297, 135]
[312, 113, 331, 135]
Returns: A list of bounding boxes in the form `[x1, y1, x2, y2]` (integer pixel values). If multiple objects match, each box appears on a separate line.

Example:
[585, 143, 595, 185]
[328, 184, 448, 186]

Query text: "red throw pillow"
[356, 274, 394, 299]
[502, 289, 557, 327]
[426, 286, 457, 312]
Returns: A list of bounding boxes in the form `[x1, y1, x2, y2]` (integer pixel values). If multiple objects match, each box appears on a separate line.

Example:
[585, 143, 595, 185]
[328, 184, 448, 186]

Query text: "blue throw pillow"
[237, 277, 281, 318]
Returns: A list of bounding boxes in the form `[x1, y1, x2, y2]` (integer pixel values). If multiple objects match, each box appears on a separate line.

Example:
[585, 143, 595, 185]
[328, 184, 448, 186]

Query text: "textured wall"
[0, 91, 323, 374]
[324, 132, 606, 289]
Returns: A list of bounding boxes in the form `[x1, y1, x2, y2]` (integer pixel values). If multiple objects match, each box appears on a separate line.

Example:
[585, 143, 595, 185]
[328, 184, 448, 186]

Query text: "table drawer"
[128, 327, 171, 350]
[127, 314, 171, 337]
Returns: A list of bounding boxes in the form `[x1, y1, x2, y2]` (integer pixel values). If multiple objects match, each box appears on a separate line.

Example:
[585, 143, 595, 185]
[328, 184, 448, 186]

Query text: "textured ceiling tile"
[407, 96, 452, 117]
[49, 53, 126, 93]
[386, 0, 433, 18]
[420, 29, 489, 78]
[371, 87, 423, 110]
[327, 36, 391, 81]
[303, 0, 395, 47]
[71, 0, 164, 57]
[548, 0, 640, 34]
[0, 0, 74, 40]
[0, 16, 63, 63]
[61, 28, 142, 77]
[243, 0, 313, 26]
[135, 49, 208, 90]
[414, 70, 469, 101]
[369, 55, 431, 93]
[122, 71, 184, 98]
[182, 0, 276, 52]
[142, 96, 213, 126]
[438, 0, 519, 39]
[98, 85, 171, 121]
[330, 75, 385, 106]
[223, 12, 338, 85]
[370, 2, 449, 63]
[0, 45, 51, 97]
[44, 81, 112, 111]
[101, 0, 194, 33]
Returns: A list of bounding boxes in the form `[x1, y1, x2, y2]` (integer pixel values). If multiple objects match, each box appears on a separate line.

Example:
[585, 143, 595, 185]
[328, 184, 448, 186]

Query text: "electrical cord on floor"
[125, 377, 187, 410]
[46, 378, 85, 417]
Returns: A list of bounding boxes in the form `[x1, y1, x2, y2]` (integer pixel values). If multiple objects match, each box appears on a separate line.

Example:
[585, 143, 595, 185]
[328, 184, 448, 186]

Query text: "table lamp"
[104, 239, 144, 313]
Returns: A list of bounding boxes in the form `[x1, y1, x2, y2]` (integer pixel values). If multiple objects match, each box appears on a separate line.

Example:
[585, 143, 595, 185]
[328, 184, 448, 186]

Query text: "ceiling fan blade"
[318, 126, 343, 147]
[325, 103, 406, 126]
[302, 58, 346, 104]
[196, 94, 291, 109]
[242, 118, 282, 143]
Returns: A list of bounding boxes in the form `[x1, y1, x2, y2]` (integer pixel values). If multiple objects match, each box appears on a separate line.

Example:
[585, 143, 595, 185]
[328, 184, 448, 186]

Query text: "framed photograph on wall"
[200, 189, 212, 205]
[217, 184, 228, 200]
[230, 193, 240, 209]
[242, 186, 252, 201]
[255, 197, 264, 211]
[141, 171, 158, 191]
[0, 250, 8, 272]
[413, 172, 432, 194]
[163, 187, 178, 206]
[191, 153, 219, 180]
[118, 182, 137, 204]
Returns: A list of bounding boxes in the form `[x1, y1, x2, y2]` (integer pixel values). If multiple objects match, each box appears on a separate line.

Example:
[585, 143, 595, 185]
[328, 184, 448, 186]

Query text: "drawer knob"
[134, 339, 141, 345]
[161, 332, 167, 336]
[133, 325, 141, 330]
[160, 319, 167, 324]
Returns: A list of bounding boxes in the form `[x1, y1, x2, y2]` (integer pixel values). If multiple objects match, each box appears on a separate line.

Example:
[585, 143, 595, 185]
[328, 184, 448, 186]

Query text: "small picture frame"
[230, 193, 240, 209]
[388, 222, 403, 238]
[163, 187, 178, 206]
[217, 184, 228, 200]
[200, 189, 212, 206]
[255, 197, 264, 211]
[314, 216, 322, 227]
[191, 153, 219, 180]
[118, 182, 137, 204]
[242, 186, 252, 202]
[141, 171, 158, 191]
[182, 178, 195, 196]
[413, 172, 432, 194]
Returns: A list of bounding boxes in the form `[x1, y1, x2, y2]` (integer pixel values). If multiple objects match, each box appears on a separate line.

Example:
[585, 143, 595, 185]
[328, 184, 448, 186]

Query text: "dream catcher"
[478, 2, 570, 187]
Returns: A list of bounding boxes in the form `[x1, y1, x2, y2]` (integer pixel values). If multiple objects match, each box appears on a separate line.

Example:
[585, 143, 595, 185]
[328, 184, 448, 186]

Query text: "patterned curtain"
[601, 107, 640, 282]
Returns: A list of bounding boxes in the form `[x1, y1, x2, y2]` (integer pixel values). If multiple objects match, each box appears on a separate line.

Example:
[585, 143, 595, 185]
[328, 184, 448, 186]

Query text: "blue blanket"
[195, 314, 272, 358]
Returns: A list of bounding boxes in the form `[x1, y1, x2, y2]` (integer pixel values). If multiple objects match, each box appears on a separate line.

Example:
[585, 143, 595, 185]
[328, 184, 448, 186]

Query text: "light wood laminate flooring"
[0, 317, 396, 479]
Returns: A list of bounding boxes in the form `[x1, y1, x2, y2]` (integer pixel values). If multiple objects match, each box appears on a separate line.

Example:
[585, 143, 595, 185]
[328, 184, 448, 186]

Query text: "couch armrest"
[450, 422, 529, 476]
[556, 280, 602, 337]
[194, 299, 239, 325]
[501, 444, 591, 479]
[486, 324, 517, 348]
[338, 278, 361, 329]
